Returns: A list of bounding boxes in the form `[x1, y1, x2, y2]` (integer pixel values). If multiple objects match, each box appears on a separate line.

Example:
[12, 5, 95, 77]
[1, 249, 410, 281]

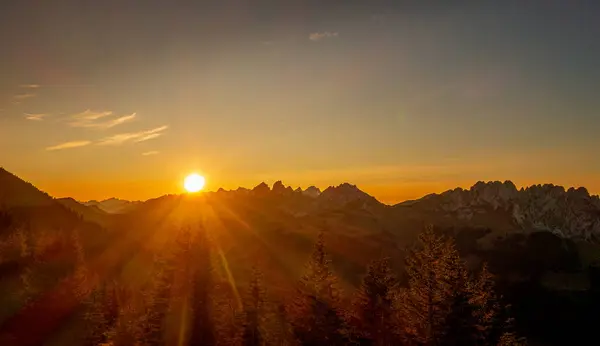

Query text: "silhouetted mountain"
[83, 197, 141, 214]
[302, 186, 321, 198]
[319, 183, 381, 209]
[0, 168, 105, 235]
[272, 180, 294, 195]
[252, 182, 270, 195]
[56, 197, 111, 227]
[0, 167, 54, 208]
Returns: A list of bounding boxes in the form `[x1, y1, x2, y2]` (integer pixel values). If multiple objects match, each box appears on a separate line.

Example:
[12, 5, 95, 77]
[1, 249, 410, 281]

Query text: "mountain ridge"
[2, 167, 600, 240]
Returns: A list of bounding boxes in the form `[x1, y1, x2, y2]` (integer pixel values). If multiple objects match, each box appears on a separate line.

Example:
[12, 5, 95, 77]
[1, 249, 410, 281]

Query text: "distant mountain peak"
[320, 183, 380, 208]
[302, 186, 321, 198]
[83, 197, 141, 214]
[252, 182, 270, 194]
[412, 180, 600, 240]
[272, 180, 285, 192]
[272, 181, 294, 195]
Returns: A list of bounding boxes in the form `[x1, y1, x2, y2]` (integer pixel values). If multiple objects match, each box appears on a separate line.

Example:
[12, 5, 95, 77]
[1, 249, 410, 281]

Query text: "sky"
[1, 0, 599, 204]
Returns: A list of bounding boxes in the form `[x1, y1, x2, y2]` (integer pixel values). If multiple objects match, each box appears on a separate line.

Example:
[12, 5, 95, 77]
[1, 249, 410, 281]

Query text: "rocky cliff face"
[424, 181, 600, 239]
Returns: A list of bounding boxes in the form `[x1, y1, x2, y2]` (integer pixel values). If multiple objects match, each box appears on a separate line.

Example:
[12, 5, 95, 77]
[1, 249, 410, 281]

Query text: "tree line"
[65, 227, 526, 346]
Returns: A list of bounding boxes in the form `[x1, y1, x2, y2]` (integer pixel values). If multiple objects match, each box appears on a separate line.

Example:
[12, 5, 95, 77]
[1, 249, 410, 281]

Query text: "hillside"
[0, 168, 54, 208]
[56, 198, 112, 227]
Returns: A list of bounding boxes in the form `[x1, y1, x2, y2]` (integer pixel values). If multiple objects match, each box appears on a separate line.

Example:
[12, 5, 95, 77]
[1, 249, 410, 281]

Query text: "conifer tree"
[400, 227, 468, 345]
[271, 302, 297, 346]
[140, 251, 176, 345]
[290, 231, 349, 345]
[242, 267, 266, 346]
[110, 295, 144, 346]
[83, 281, 114, 346]
[352, 257, 399, 345]
[467, 263, 501, 344]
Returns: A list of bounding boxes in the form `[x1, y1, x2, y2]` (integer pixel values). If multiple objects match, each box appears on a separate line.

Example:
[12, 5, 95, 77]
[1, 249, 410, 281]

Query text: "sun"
[184, 173, 205, 193]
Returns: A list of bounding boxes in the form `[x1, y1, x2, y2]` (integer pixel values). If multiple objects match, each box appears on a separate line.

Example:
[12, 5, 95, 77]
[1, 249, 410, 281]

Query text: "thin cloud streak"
[68, 110, 136, 129]
[142, 151, 160, 156]
[134, 133, 161, 142]
[13, 93, 36, 101]
[309, 31, 339, 41]
[19, 84, 40, 89]
[24, 113, 48, 121]
[97, 125, 168, 145]
[105, 113, 136, 128]
[68, 109, 113, 127]
[46, 140, 91, 151]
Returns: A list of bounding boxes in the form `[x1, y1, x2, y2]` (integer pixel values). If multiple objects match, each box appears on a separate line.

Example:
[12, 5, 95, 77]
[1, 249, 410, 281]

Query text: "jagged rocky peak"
[252, 182, 270, 194]
[272, 180, 294, 195]
[320, 183, 378, 205]
[431, 180, 600, 240]
[294, 187, 303, 193]
[470, 180, 519, 208]
[272, 180, 285, 192]
[302, 186, 321, 198]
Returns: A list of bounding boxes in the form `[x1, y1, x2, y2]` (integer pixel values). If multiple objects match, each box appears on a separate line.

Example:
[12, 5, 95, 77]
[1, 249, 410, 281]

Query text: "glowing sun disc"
[184, 173, 205, 193]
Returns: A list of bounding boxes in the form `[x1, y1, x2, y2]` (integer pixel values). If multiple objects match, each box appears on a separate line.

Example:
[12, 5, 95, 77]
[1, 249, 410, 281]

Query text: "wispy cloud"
[24, 113, 48, 121]
[106, 113, 136, 128]
[46, 140, 91, 151]
[142, 151, 160, 156]
[19, 84, 40, 89]
[68, 109, 136, 129]
[97, 125, 168, 145]
[13, 93, 36, 103]
[309, 31, 339, 41]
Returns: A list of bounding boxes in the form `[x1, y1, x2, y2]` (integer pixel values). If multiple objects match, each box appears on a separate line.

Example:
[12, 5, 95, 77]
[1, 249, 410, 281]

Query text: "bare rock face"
[302, 186, 321, 198]
[431, 181, 600, 240]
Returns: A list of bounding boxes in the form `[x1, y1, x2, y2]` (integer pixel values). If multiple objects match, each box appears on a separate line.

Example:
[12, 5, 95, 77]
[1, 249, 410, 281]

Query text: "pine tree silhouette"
[242, 267, 265, 346]
[352, 257, 399, 345]
[400, 227, 468, 345]
[140, 252, 176, 345]
[290, 231, 349, 345]
[83, 280, 120, 346]
[467, 263, 502, 344]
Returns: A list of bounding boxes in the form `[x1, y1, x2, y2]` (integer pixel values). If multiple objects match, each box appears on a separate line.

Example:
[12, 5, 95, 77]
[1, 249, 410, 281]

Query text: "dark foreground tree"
[242, 267, 266, 346]
[400, 228, 526, 346]
[400, 228, 467, 344]
[290, 232, 349, 345]
[139, 252, 176, 345]
[352, 257, 399, 345]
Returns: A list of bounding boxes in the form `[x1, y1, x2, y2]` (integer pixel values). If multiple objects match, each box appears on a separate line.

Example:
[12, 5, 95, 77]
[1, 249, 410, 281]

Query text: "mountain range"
[82, 198, 141, 214]
[2, 167, 600, 344]
[2, 167, 600, 242]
